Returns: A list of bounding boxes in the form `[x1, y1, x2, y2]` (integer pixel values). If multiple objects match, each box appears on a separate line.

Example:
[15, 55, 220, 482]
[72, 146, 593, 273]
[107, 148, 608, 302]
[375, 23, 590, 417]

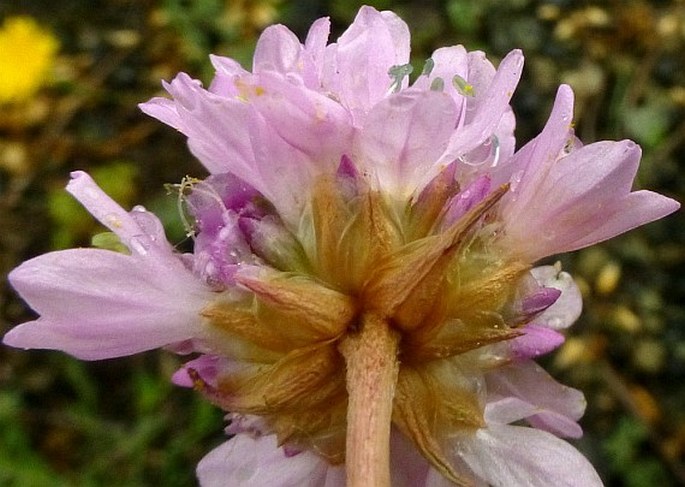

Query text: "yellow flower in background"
[0, 16, 59, 104]
[225, 0, 281, 32]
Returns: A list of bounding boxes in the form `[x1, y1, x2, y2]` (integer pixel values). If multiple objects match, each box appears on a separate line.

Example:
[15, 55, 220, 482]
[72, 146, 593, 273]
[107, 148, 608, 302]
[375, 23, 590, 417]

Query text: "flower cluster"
[4, 6, 678, 486]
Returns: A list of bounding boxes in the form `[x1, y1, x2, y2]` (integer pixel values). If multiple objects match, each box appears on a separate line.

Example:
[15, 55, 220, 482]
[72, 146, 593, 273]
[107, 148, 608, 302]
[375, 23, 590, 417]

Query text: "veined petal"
[356, 88, 457, 195]
[334, 6, 410, 120]
[303, 17, 331, 88]
[253, 24, 303, 75]
[413, 46, 469, 114]
[566, 190, 679, 251]
[141, 72, 261, 178]
[503, 131, 680, 259]
[453, 424, 602, 486]
[4, 248, 211, 360]
[486, 361, 586, 438]
[196, 434, 341, 487]
[209, 54, 250, 96]
[252, 71, 353, 162]
[438, 49, 524, 164]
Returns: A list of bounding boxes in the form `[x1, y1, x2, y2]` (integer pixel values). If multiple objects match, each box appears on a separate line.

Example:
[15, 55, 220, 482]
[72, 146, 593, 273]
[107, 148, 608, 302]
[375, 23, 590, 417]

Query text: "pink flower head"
[5, 6, 679, 487]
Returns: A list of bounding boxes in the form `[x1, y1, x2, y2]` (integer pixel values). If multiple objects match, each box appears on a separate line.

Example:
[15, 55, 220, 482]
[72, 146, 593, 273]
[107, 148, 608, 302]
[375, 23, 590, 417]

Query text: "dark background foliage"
[1, 1, 683, 485]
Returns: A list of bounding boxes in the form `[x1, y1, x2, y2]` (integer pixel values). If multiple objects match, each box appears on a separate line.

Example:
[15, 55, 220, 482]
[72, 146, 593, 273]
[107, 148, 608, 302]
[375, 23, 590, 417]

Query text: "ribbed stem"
[339, 313, 400, 487]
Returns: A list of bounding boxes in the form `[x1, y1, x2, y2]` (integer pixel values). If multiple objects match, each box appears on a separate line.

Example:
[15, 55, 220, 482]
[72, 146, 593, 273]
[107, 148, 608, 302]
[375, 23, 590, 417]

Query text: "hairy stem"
[339, 313, 400, 487]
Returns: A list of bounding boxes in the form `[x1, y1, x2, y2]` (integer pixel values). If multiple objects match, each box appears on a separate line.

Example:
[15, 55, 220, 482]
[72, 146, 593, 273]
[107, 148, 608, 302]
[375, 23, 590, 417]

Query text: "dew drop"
[509, 170, 524, 193]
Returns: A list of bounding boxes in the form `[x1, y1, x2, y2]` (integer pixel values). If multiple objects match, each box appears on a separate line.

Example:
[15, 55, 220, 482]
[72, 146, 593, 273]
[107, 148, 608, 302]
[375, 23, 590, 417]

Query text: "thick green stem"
[339, 313, 400, 487]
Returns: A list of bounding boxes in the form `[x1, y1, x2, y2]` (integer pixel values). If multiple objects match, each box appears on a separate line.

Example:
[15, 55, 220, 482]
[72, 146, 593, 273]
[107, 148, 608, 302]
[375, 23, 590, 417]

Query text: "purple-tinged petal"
[453, 424, 602, 487]
[520, 287, 561, 318]
[509, 325, 566, 360]
[500, 85, 574, 207]
[356, 88, 457, 195]
[196, 434, 340, 487]
[530, 266, 582, 329]
[187, 173, 265, 229]
[4, 248, 212, 360]
[524, 142, 680, 255]
[172, 354, 224, 388]
[193, 212, 253, 288]
[441, 175, 491, 229]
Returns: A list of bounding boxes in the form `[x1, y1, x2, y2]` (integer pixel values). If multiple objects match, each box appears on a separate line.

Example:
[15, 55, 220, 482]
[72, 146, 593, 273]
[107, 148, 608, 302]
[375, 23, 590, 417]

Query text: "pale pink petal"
[253, 24, 303, 75]
[486, 361, 586, 438]
[252, 71, 353, 161]
[484, 396, 540, 425]
[503, 119, 680, 259]
[67, 171, 175, 262]
[569, 189, 679, 250]
[208, 54, 249, 96]
[412, 45, 469, 116]
[334, 6, 410, 120]
[4, 249, 211, 360]
[244, 105, 328, 225]
[356, 88, 457, 195]
[438, 49, 524, 164]
[303, 17, 331, 88]
[494, 106, 517, 163]
[137, 96, 182, 129]
[141, 72, 260, 178]
[196, 434, 339, 487]
[453, 424, 602, 486]
[425, 469, 488, 487]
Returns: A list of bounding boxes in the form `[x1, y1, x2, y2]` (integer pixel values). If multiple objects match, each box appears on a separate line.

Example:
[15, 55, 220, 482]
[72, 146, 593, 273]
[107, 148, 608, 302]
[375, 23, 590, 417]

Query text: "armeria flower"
[4, 6, 679, 486]
[0, 16, 59, 104]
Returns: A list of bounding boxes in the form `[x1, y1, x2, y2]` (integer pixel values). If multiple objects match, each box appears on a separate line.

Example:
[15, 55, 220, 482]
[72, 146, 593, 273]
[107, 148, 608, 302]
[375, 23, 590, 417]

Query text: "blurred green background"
[0, 1, 683, 485]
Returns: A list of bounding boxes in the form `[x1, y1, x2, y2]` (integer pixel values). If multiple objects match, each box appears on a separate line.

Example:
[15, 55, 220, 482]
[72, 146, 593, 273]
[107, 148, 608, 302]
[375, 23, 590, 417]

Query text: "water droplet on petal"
[509, 170, 524, 193]
[457, 135, 500, 167]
